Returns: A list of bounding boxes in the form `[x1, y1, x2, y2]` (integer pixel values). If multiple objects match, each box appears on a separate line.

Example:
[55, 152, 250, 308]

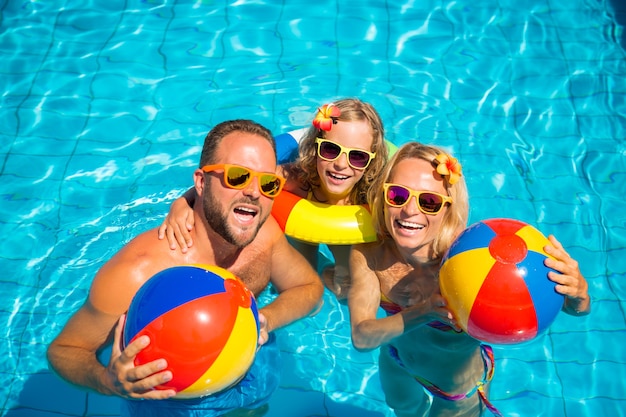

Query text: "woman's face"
[315, 119, 374, 205]
[384, 157, 449, 259]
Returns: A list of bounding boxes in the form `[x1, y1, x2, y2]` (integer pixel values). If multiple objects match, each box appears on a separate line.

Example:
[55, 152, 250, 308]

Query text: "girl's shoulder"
[279, 162, 310, 198]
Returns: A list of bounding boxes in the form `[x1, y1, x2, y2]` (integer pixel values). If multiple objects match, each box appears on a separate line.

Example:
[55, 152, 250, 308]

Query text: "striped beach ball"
[123, 264, 259, 398]
[439, 219, 564, 345]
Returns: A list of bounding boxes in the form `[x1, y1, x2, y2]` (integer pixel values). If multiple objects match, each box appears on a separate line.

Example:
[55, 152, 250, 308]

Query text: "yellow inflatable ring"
[271, 190, 377, 245]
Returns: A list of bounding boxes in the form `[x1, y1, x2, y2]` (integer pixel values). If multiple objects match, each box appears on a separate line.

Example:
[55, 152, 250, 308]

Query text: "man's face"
[201, 132, 277, 248]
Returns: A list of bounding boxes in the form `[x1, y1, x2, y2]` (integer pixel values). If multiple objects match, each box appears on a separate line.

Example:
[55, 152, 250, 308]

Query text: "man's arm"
[47, 237, 177, 399]
[47, 299, 124, 394]
[261, 229, 324, 335]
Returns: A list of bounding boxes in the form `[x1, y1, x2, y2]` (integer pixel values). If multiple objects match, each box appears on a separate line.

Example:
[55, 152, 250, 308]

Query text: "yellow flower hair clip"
[312, 103, 341, 131]
[434, 153, 462, 185]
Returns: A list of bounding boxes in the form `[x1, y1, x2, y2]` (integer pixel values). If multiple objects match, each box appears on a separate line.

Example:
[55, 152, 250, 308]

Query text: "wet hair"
[368, 142, 469, 259]
[199, 119, 276, 167]
[285, 98, 388, 205]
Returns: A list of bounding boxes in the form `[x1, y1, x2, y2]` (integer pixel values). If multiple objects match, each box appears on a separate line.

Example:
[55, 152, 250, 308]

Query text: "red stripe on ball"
[132, 290, 239, 392]
[467, 261, 538, 344]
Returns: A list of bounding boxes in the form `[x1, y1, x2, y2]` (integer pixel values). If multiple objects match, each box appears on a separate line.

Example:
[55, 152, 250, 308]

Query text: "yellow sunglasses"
[201, 164, 285, 198]
[383, 183, 452, 215]
[315, 138, 376, 170]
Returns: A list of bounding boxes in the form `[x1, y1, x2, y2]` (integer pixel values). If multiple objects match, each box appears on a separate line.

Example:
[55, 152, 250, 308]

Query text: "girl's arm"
[157, 187, 196, 252]
[323, 244, 352, 300]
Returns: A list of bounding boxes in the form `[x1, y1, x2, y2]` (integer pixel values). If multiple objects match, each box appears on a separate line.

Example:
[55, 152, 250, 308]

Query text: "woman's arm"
[348, 244, 406, 351]
[348, 244, 458, 351]
[544, 235, 591, 316]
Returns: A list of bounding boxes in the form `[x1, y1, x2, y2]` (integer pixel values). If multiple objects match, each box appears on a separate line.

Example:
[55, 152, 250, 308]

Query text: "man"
[47, 119, 324, 416]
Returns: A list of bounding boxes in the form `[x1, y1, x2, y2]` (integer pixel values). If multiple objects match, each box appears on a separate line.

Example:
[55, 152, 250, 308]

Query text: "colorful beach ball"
[439, 218, 564, 345]
[123, 264, 259, 398]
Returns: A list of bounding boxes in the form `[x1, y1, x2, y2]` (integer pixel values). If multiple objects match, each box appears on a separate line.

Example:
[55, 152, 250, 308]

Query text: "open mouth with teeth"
[396, 219, 425, 231]
[327, 171, 350, 183]
[233, 205, 259, 223]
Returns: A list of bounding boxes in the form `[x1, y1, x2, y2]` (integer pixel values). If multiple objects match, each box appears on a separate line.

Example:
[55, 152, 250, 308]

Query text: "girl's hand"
[157, 197, 195, 253]
[322, 265, 351, 300]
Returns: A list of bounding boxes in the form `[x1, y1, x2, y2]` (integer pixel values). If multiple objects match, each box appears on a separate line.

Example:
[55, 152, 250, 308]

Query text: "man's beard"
[202, 185, 266, 249]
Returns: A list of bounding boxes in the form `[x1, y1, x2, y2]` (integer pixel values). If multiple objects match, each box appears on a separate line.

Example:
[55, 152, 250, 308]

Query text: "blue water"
[1, 1, 625, 416]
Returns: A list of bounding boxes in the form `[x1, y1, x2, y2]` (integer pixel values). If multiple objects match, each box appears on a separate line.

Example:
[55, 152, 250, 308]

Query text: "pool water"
[1, 1, 625, 416]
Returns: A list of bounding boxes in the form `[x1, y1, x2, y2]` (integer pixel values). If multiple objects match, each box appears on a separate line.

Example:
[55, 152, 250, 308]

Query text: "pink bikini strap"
[388, 344, 502, 416]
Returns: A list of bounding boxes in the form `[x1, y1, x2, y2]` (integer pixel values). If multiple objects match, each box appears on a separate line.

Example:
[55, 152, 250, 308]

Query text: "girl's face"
[384, 157, 449, 260]
[315, 119, 374, 205]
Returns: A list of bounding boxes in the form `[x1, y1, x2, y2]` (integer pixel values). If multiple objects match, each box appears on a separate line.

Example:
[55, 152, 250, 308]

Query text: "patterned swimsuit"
[380, 293, 503, 416]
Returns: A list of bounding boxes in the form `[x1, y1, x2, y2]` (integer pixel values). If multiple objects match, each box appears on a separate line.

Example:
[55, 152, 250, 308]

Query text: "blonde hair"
[286, 98, 388, 205]
[368, 142, 469, 258]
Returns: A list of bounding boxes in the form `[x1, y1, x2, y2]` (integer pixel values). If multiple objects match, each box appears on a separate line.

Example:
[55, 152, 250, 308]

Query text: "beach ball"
[123, 264, 259, 398]
[439, 218, 564, 345]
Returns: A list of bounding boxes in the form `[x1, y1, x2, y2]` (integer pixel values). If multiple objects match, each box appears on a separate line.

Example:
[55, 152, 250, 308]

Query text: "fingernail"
[162, 371, 173, 382]
[138, 335, 150, 346]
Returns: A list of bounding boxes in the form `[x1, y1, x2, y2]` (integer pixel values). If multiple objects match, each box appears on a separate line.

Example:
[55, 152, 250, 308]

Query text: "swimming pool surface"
[1, 1, 625, 416]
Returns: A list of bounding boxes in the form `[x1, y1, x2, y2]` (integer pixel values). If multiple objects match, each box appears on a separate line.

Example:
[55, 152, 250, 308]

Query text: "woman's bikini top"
[380, 292, 460, 333]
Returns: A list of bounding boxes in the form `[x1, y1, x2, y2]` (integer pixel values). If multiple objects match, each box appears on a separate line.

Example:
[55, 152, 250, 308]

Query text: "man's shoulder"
[255, 215, 286, 245]
[90, 228, 171, 314]
[122, 227, 171, 253]
[101, 227, 175, 276]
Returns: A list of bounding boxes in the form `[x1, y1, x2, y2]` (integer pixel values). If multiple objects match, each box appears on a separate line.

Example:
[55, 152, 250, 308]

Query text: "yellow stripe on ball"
[178, 304, 258, 398]
[440, 248, 496, 329]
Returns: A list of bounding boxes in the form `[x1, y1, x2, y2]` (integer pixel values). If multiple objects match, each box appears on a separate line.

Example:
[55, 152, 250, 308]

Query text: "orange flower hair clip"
[434, 153, 462, 185]
[312, 103, 341, 131]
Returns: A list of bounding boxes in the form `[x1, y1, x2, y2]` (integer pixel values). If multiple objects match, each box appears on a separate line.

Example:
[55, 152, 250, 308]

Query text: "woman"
[159, 98, 389, 298]
[348, 142, 591, 416]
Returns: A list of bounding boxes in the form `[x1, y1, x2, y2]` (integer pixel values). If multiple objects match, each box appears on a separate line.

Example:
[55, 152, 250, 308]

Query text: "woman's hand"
[430, 293, 462, 331]
[544, 235, 591, 316]
[400, 292, 461, 332]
